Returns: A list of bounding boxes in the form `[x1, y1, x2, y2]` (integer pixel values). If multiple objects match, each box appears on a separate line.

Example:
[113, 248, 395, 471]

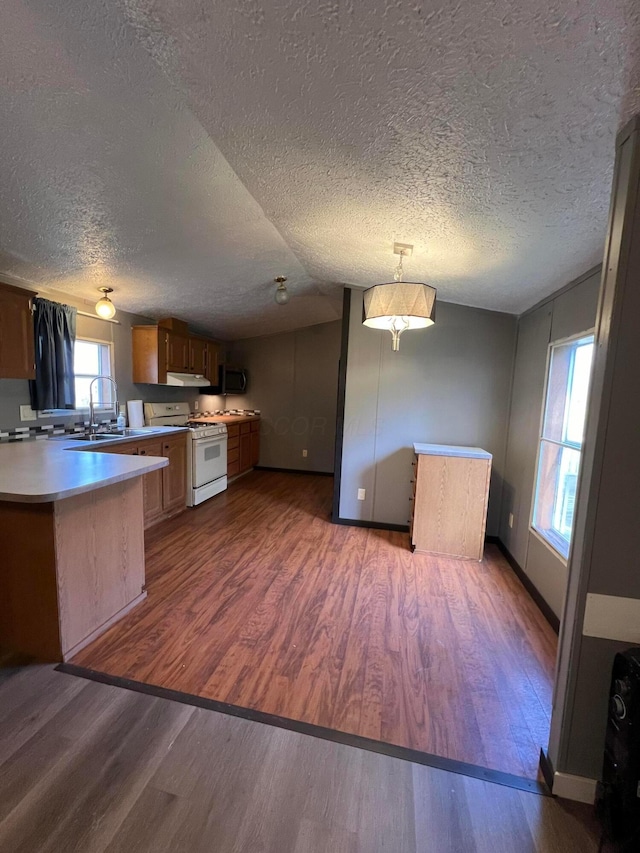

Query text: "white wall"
[338, 289, 517, 533]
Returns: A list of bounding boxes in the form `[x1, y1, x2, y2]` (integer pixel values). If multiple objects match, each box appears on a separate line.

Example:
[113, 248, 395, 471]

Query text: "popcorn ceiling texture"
[1, 1, 639, 336]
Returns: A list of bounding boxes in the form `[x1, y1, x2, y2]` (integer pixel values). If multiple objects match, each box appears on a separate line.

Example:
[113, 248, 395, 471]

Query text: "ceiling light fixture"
[362, 244, 436, 352]
[274, 276, 290, 305]
[95, 287, 116, 320]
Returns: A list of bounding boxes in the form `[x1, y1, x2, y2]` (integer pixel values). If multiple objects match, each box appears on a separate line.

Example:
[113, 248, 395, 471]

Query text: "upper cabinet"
[0, 282, 37, 380]
[132, 318, 221, 385]
[189, 337, 207, 375]
[166, 331, 189, 373]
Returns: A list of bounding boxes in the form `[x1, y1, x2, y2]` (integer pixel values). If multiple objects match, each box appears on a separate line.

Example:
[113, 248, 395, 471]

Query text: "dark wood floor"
[0, 664, 599, 852]
[74, 471, 557, 781]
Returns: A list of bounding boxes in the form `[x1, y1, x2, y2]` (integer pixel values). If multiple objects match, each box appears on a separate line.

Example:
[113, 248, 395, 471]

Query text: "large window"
[531, 333, 594, 559]
[73, 339, 115, 410]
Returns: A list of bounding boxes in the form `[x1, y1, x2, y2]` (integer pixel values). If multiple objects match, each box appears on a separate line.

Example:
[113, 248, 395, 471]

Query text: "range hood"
[165, 372, 211, 387]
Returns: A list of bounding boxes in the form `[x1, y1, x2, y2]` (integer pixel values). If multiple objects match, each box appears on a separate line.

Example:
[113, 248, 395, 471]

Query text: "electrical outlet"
[357, 488, 366, 501]
[194, 400, 199, 410]
[508, 512, 514, 529]
[302, 449, 308, 458]
[19, 405, 37, 422]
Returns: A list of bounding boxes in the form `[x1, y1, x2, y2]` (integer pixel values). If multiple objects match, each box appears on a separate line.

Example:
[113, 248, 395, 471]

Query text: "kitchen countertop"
[190, 414, 260, 425]
[413, 443, 492, 459]
[0, 426, 188, 504]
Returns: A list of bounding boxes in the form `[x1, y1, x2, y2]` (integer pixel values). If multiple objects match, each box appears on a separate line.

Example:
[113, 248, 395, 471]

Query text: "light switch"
[357, 488, 366, 501]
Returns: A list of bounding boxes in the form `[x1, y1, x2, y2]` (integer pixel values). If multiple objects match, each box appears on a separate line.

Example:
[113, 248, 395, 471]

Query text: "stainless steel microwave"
[218, 365, 248, 395]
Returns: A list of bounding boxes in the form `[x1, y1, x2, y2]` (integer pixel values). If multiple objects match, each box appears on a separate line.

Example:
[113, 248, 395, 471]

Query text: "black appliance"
[597, 647, 640, 850]
[205, 365, 248, 395]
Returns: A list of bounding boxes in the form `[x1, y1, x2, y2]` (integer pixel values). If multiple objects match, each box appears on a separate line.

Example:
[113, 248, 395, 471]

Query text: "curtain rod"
[76, 309, 121, 325]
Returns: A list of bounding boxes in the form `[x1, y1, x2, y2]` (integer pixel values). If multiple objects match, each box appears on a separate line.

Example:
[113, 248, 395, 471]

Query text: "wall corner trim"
[551, 771, 597, 804]
[582, 593, 640, 643]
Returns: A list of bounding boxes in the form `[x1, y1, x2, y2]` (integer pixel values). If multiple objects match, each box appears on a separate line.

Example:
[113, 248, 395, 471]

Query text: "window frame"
[39, 336, 116, 417]
[529, 330, 595, 563]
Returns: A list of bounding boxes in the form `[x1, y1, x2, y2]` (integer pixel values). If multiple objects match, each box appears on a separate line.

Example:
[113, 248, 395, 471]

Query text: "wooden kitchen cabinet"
[410, 444, 492, 561]
[167, 331, 189, 372]
[189, 337, 207, 375]
[138, 439, 164, 527]
[250, 419, 260, 466]
[239, 431, 252, 473]
[161, 434, 187, 514]
[132, 326, 170, 384]
[0, 282, 37, 380]
[223, 419, 259, 479]
[101, 434, 187, 526]
[132, 322, 220, 384]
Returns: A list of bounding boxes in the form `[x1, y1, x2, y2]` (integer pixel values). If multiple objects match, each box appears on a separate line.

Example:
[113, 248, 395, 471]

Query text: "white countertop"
[0, 427, 188, 503]
[413, 443, 492, 460]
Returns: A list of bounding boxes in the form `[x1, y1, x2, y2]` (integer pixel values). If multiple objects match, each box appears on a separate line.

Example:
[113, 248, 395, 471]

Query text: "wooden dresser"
[410, 443, 492, 561]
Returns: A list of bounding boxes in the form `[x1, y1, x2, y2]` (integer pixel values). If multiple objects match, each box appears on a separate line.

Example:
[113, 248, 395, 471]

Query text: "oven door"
[191, 435, 227, 488]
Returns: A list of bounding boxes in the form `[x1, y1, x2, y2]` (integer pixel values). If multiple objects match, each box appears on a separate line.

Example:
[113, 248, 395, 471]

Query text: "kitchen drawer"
[227, 424, 240, 439]
[227, 436, 240, 451]
[228, 459, 240, 477]
[250, 420, 260, 433]
[227, 446, 240, 464]
[240, 422, 251, 435]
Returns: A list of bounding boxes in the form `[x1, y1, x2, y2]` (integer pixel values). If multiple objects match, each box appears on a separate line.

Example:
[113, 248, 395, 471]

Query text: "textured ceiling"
[1, 1, 639, 338]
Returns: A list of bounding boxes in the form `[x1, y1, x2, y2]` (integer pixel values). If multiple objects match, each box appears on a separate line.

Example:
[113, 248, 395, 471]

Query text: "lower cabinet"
[250, 420, 260, 466]
[103, 433, 187, 528]
[161, 435, 187, 515]
[226, 419, 260, 478]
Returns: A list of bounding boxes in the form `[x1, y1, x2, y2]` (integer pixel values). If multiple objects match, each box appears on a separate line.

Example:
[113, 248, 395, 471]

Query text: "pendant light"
[95, 287, 116, 319]
[274, 276, 290, 305]
[362, 244, 436, 351]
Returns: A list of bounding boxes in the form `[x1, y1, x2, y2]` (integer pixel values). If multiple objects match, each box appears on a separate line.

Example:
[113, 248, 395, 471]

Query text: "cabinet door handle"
[164, 444, 169, 450]
[139, 449, 146, 455]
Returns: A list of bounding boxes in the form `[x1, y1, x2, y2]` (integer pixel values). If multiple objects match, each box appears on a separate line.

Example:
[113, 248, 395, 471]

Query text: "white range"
[144, 402, 227, 506]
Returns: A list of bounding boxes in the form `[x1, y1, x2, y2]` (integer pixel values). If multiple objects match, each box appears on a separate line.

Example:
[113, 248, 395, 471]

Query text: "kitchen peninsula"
[0, 429, 184, 662]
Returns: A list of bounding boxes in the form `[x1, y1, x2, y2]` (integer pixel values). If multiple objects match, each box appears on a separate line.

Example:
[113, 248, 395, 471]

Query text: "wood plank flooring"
[73, 471, 557, 782]
[0, 664, 599, 852]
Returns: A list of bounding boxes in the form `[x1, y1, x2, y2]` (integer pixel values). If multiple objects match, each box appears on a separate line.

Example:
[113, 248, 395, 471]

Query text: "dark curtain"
[29, 298, 77, 411]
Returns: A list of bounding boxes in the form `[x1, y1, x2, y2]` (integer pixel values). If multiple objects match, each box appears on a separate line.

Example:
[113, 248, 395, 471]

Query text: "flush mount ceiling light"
[362, 243, 436, 352]
[274, 276, 290, 305]
[95, 286, 116, 319]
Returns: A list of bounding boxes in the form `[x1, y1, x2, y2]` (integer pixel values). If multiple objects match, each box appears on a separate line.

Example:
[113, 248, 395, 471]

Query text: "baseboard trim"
[552, 771, 598, 804]
[55, 663, 549, 796]
[493, 539, 560, 634]
[254, 466, 334, 476]
[332, 517, 410, 533]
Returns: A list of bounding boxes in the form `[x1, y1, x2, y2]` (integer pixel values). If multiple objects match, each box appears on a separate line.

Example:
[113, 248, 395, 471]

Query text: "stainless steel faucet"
[89, 375, 119, 434]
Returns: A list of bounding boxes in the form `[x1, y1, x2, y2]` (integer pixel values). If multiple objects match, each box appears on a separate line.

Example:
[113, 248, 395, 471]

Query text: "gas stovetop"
[193, 409, 261, 417]
[142, 403, 227, 438]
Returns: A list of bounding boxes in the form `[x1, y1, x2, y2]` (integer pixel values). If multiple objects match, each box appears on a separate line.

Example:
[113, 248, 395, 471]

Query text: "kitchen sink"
[97, 427, 168, 436]
[50, 427, 166, 442]
[64, 433, 125, 441]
